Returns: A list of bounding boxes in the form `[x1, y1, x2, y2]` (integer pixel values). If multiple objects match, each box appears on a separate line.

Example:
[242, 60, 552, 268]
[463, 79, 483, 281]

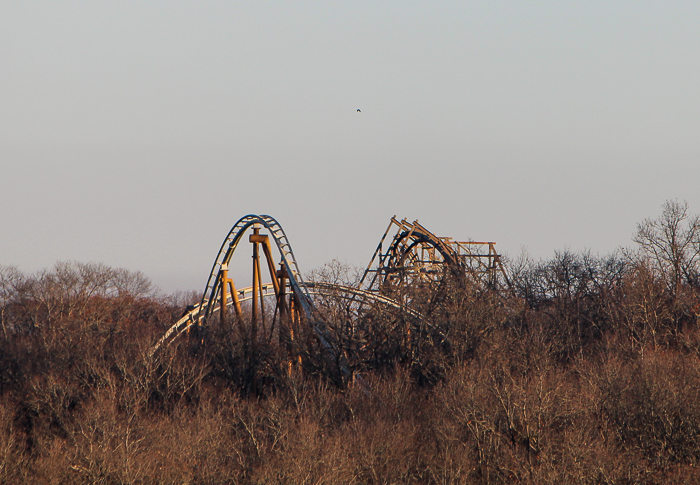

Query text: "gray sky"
[2, 1, 699, 293]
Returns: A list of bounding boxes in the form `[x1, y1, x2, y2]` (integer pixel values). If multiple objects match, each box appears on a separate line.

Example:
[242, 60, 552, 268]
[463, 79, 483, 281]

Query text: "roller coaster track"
[153, 280, 419, 354]
[360, 216, 511, 292]
[154, 216, 340, 364]
[198, 215, 305, 319]
[154, 214, 509, 382]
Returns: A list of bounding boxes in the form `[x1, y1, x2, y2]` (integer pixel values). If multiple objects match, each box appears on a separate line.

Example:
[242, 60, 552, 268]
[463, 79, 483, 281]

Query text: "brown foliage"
[2, 204, 700, 482]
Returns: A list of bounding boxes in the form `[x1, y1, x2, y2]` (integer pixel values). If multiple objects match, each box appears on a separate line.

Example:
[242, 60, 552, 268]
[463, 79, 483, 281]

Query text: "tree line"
[1, 200, 700, 483]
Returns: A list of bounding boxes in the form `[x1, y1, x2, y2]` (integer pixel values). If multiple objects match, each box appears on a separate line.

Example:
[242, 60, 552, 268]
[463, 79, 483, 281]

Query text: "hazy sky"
[2, 1, 699, 293]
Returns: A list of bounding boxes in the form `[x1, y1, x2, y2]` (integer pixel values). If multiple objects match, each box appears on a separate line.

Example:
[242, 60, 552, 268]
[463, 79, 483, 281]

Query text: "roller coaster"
[155, 215, 509, 380]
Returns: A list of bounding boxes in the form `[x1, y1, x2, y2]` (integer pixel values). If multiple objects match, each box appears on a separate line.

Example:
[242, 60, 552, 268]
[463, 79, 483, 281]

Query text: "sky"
[1, 1, 699, 293]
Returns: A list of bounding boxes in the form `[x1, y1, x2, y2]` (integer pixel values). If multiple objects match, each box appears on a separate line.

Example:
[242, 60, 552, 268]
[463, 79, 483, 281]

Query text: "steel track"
[152, 215, 412, 368]
[153, 280, 417, 353]
[153, 214, 500, 357]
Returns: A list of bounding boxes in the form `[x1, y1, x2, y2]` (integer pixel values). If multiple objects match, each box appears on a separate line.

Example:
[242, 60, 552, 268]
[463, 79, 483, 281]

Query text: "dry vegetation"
[2, 201, 700, 484]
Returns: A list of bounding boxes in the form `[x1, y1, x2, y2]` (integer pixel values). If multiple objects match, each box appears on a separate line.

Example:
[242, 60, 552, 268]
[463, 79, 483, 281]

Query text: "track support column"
[219, 263, 242, 325]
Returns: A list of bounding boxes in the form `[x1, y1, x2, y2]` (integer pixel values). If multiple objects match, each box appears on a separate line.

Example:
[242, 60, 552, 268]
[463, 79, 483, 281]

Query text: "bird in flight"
[357, 109, 361, 112]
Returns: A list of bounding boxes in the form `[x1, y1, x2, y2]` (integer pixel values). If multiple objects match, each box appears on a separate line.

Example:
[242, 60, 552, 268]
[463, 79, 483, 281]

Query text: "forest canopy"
[1, 200, 700, 484]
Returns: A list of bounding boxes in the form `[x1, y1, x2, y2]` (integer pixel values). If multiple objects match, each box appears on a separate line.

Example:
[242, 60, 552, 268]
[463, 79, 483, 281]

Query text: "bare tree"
[634, 200, 700, 296]
[0, 266, 24, 338]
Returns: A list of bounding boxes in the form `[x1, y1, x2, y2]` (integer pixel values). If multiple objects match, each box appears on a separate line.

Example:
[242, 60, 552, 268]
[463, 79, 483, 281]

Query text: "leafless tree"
[0, 266, 24, 338]
[634, 200, 700, 296]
